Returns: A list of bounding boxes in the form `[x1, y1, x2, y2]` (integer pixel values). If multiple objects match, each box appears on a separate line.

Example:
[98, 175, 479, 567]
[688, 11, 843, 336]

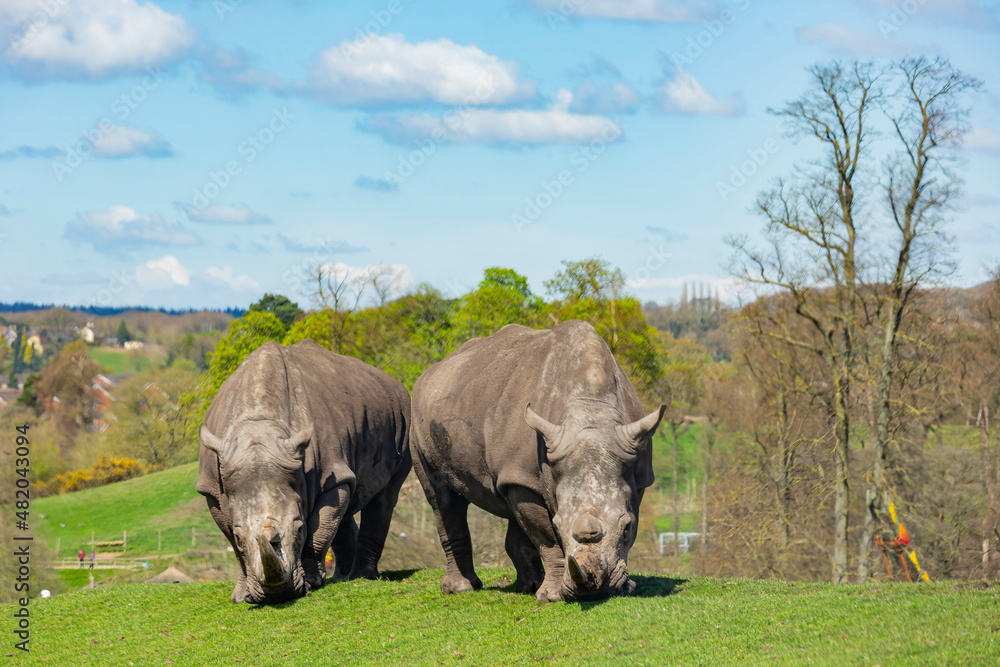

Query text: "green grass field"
[34, 462, 226, 560]
[89, 347, 154, 375]
[8, 569, 999, 665]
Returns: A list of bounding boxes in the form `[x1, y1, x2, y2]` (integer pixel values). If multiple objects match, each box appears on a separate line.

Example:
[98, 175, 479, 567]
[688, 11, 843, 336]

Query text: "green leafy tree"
[284, 310, 334, 349]
[34, 340, 103, 437]
[107, 364, 199, 467]
[249, 293, 301, 329]
[452, 268, 542, 342]
[115, 320, 133, 343]
[15, 373, 41, 416]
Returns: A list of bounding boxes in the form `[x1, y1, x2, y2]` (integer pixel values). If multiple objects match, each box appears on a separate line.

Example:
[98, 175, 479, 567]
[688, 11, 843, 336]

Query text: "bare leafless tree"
[729, 61, 885, 582]
[858, 57, 982, 581]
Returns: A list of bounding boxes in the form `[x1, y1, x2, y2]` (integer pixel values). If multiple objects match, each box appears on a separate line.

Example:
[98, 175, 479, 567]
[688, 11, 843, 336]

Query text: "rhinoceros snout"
[566, 551, 609, 592]
[571, 514, 606, 544]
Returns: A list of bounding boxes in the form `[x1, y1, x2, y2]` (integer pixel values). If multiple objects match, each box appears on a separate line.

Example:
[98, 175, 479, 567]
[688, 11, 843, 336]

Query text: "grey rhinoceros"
[196, 339, 411, 604]
[411, 320, 663, 602]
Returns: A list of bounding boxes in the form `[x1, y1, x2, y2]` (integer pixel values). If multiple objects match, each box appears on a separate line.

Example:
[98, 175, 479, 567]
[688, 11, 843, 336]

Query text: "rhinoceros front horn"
[567, 554, 587, 586]
[257, 534, 285, 586]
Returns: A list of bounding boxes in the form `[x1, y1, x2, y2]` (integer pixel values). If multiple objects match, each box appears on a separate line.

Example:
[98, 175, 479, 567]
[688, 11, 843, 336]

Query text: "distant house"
[124, 340, 145, 350]
[25, 333, 43, 355]
[0, 387, 21, 410]
[90, 374, 117, 415]
[79, 322, 97, 343]
[0, 326, 16, 348]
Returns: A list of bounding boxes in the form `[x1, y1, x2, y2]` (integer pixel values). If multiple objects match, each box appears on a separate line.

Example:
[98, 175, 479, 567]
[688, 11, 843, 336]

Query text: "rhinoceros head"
[201, 419, 314, 604]
[525, 403, 664, 600]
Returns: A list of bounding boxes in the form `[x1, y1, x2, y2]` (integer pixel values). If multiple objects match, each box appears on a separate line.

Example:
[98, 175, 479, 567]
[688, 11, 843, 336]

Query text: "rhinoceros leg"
[506, 485, 566, 602]
[302, 483, 351, 591]
[413, 454, 482, 593]
[505, 520, 544, 594]
[204, 492, 249, 604]
[330, 517, 358, 579]
[350, 457, 411, 580]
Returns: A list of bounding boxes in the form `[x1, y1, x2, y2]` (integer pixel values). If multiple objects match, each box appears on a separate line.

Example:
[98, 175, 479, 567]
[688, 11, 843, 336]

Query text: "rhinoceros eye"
[232, 527, 244, 551]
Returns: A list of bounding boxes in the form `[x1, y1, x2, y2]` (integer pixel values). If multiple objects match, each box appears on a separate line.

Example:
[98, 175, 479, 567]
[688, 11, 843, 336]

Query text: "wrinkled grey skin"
[196, 339, 411, 604]
[411, 320, 663, 602]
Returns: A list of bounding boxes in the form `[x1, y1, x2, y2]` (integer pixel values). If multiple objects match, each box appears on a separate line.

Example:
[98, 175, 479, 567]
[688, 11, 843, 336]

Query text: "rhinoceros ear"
[525, 404, 567, 460]
[277, 422, 314, 461]
[200, 424, 225, 457]
[616, 404, 666, 459]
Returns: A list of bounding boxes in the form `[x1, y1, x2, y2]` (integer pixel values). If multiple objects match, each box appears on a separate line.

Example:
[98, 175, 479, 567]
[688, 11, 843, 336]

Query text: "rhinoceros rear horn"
[525, 404, 567, 460]
[615, 405, 666, 460]
[277, 422, 314, 460]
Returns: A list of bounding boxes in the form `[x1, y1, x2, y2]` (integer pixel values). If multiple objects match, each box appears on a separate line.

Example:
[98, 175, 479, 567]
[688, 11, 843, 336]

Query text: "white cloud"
[657, 73, 742, 116]
[965, 125, 1000, 154]
[1, 0, 195, 80]
[528, 0, 709, 22]
[303, 34, 535, 107]
[136, 255, 190, 288]
[203, 266, 260, 291]
[182, 204, 272, 225]
[362, 89, 624, 145]
[64, 205, 199, 251]
[93, 125, 172, 158]
[795, 23, 925, 57]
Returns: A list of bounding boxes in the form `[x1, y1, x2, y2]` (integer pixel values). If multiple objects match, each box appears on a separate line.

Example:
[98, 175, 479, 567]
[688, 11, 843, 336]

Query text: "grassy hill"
[89, 347, 156, 375]
[34, 462, 225, 560]
[9, 569, 999, 664]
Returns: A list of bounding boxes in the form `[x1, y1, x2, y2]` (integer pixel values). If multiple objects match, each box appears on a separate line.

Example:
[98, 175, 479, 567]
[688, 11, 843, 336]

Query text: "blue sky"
[1, 0, 999, 310]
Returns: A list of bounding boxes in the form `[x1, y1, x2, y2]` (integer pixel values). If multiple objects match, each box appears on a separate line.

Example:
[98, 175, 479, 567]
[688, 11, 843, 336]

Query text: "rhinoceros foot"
[620, 577, 637, 596]
[441, 573, 482, 594]
[301, 556, 326, 591]
[515, 575, 542, 594]
[535, 579, 565, 602]
[230, 575, 247, 604]
[348, 566, 379, 581]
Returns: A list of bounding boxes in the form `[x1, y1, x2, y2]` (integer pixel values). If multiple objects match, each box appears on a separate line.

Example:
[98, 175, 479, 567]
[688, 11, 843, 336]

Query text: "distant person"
[77, 549, 85, 568]
[89, 550, 95, 569]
